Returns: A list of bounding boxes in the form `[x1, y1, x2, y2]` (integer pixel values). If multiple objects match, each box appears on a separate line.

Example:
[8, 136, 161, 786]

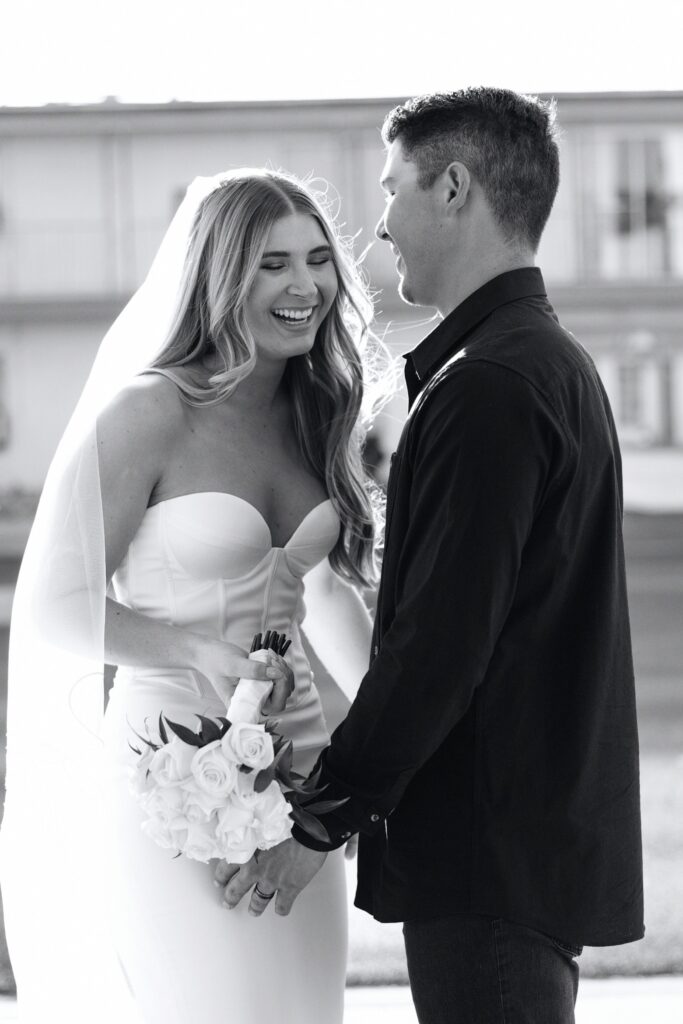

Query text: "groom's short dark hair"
[382, 87, 560, 250]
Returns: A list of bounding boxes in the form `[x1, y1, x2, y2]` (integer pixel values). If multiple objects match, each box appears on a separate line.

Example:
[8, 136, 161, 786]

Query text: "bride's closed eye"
[260, 256, 331, 272]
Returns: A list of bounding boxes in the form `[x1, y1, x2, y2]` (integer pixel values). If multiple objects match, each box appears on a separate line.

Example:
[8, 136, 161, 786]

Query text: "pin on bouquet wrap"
[128, 631, 346, 864]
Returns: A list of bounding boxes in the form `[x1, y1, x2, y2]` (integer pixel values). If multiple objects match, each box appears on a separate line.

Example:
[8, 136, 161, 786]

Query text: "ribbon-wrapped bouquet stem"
[128, 631, 344, 863]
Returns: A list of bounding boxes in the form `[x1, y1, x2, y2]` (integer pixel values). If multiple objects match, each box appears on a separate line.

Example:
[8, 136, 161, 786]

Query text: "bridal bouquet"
[128, 631, 343, 864]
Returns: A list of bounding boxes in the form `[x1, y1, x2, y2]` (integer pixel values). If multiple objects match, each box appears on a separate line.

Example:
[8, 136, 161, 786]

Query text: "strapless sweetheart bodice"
[113, 492, 339, 635]
[110, 492, 340, 713]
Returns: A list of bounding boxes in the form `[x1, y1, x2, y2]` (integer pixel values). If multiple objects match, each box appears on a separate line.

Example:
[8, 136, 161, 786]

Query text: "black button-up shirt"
[294, 267, 644, 947]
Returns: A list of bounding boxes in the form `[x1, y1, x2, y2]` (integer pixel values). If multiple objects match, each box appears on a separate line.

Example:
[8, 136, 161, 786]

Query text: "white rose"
[148, 736, 195, 787]
[141, 814, 188, 853]
[182, 823, 220, 863]
[141, 817, 177, 850]
[253, 782, 293, 850]
[191, 741, 238, 799]
[214, 797, 259, 864]
[140, 783, 185, 824]
[182, 783, 223, 824]
[221, 721, 274, 771]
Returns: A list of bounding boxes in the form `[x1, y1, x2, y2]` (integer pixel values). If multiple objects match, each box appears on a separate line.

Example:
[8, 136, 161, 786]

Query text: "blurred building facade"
[1, 92, 683, 493]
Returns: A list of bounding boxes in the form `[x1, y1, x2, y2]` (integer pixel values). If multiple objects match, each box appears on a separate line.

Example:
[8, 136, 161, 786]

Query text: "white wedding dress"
[102, 491, 347, 1024]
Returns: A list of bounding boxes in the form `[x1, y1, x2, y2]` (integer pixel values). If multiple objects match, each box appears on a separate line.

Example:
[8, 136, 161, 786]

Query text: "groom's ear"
[442, 161, 471, 215]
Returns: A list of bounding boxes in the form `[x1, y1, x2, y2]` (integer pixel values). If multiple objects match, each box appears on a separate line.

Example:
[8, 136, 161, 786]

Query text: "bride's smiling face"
[245, 212, 338, 362]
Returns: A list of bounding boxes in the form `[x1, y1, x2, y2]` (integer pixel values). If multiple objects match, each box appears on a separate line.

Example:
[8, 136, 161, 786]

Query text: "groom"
[219, 88, 644, 1022]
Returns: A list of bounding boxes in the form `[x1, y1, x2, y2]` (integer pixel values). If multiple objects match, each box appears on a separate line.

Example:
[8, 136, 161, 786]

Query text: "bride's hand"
[260, 652, 295, 714]
[192, 639, 284, 705]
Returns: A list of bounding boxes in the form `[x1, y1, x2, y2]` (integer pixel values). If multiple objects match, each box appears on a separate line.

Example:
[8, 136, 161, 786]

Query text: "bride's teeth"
[272, 308, 313, 322]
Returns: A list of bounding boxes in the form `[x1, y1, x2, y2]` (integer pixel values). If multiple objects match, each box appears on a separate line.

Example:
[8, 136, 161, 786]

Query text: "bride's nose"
[287, 263, 317, 298]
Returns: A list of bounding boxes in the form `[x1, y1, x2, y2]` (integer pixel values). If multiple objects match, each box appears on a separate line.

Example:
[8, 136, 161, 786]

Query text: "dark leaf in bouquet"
[216, 717, 232, 736]
[285, 790, 313, 808]
[239, 764, 254, 774]
[285, 780, 325, 800]
[129, 724, 160, 752]
[299, 797, 349, 815]
[195, 715, 222, 745]
[276, 765, 311, 794]
[158, 714, 169, 745]
[164, 718, 203, 747]
[272, 739, 293, 773]
[289, 806, 332, 845]
[274, 768, 303, 793]
[254, 766, 276, 793]
[275, 769, 295, 792]
[299, 766, 324, 792]
[128, 742, 142, 756]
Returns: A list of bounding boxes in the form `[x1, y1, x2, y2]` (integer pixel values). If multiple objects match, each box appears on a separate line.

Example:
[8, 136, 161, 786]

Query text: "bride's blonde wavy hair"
[149, 168, 393, 587]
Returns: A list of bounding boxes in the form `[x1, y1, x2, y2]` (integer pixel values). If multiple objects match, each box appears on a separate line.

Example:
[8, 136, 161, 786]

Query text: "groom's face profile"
[376, 139, 443, 308]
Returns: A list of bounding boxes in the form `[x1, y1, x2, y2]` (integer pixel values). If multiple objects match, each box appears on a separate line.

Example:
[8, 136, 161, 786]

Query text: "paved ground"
[346, 979, 683, 1023]
[1, 978, 683, 1023]
[347, 979, 683, 1024]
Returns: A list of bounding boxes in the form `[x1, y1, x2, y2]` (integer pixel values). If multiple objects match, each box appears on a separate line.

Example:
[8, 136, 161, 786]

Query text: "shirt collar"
[404, 267, 547, 394]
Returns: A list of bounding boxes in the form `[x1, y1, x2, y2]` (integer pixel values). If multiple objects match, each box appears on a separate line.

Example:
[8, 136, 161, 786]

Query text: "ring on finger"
[254, 884, 275, 901]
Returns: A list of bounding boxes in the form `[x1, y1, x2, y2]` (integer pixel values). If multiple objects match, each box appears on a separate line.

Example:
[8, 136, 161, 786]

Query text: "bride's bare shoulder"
[97, 372, 188, 451]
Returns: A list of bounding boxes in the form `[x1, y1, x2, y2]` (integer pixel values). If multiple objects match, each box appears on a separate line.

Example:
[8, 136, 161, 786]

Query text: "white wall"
[0, 323, 101, 488]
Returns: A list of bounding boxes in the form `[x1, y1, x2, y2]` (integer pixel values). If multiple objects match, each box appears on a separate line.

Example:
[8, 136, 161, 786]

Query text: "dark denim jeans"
[403, 913, 582, 1024]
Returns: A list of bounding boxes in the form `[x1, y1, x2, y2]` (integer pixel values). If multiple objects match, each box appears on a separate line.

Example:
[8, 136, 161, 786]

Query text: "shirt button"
[370, 813, 380, 823]
[373, 645, 379, 657]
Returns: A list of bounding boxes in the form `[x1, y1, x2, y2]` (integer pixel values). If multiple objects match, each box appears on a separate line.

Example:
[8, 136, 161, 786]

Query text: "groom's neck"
[435, 247, 536, 320]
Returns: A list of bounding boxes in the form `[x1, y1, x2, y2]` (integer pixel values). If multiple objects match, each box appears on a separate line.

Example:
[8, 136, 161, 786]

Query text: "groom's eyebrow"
[261, 245, 331, 257]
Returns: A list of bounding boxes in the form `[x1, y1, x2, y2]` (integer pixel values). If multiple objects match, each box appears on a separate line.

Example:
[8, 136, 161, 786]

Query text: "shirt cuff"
[291, 822, 343, 851]
[291, 799, 387, 851]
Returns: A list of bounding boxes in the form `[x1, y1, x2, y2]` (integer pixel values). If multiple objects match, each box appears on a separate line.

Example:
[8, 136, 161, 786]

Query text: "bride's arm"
[101, 378, 289, 698]
[43, 376, 282, 700]
[301, 557, 373, 703]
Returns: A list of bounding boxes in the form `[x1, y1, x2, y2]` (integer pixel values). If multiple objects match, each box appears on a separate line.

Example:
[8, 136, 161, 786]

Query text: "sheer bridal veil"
[0, 175, 225, 1023]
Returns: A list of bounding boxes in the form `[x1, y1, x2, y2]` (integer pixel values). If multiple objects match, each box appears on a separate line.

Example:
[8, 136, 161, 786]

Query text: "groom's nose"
[375, 213, 390, 242]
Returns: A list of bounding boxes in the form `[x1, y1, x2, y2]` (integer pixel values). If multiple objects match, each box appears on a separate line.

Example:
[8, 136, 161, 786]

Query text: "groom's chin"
[398, 279, 418, 306]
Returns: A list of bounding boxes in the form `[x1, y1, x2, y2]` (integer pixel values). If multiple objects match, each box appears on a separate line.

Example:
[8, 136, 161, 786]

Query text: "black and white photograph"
[0, 1, 682, 1021]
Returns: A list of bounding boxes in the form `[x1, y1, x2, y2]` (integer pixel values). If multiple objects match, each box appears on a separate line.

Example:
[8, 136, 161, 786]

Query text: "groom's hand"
[217, 839, 327, 917]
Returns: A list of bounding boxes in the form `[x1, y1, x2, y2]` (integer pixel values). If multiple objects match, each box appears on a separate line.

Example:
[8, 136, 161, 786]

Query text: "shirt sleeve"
[294, 359, 568, 850]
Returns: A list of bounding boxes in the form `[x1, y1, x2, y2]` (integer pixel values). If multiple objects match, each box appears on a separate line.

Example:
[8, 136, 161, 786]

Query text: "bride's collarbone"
[151, 423, 328, 536]
[177, 421, 316, 491]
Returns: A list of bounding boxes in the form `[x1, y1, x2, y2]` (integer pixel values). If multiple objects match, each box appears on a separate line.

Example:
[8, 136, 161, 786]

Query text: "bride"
[0, 169, 387, 1023]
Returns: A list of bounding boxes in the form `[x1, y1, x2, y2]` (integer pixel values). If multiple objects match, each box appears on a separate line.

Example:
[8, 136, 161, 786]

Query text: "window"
[618, 361, 643, 427]
[607, 138, 672, 278]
